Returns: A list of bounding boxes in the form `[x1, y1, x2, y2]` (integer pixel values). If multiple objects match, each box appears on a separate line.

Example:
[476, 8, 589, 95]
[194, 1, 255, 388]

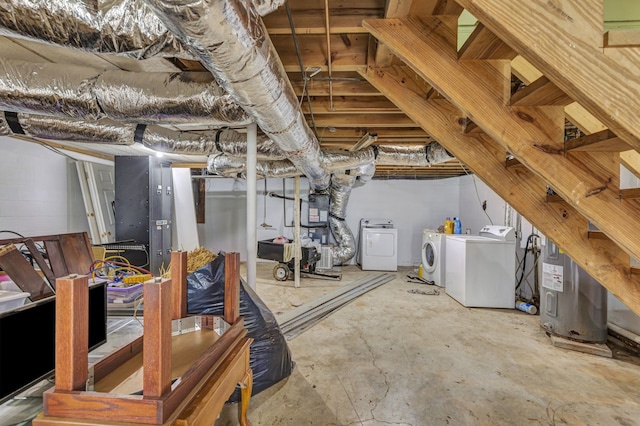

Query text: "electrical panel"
[114, 156, 173, 276]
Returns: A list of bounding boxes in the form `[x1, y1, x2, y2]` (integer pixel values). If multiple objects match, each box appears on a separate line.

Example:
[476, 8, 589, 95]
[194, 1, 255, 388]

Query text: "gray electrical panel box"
[114, 156, 173, 276]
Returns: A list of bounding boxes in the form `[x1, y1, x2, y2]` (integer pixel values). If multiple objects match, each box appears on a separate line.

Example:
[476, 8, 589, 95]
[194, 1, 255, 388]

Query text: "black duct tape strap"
[372, 145, 379, 159]
[4, 111, 24, 135]
[215, 130, 224, 153]
[345, 169, 351, 175]
[425, 145, 430, 160]
[134, 124, 147, 143]
[329, 212, 345, 221]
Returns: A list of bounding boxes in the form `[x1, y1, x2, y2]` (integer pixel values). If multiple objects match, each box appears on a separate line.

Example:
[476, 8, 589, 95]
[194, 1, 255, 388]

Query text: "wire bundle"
[89, 255, 154, 285]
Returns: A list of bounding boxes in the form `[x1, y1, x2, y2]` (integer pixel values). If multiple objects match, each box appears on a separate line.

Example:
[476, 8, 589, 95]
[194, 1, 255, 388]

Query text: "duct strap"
[329, 212, 346, 221]
[372, 145, 379, 159]
[134, 124, 147, 143]
[4, 112, 24, 135]
[215, 129, 224, 153]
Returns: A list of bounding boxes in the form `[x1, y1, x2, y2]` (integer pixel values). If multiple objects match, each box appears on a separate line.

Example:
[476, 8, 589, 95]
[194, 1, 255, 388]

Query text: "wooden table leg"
[238, 370, 253, 426]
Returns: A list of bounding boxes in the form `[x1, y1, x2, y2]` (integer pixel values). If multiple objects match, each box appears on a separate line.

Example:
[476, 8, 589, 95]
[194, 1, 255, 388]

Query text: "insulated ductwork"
[0, 0, 282, 59]
[143, 0, 330, 191]
[375, 143, 454, 166]
[0, 0, 188, 59]
[209, 155, 301, 179]
[0, 59, 251, 126]
[1, 111, 286, 159]
[328, 174, 357, 265]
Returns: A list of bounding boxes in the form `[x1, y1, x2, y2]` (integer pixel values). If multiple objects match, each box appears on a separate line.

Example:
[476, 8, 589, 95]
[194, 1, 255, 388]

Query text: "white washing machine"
[422, 229, 446, 287]
[359, 218, 398, 271]
[445, 225, 516, 308]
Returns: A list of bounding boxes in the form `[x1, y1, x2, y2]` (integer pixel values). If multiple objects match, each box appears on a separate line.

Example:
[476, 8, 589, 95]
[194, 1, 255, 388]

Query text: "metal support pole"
[294, 176, 301, 288]
[247, 122, 257, 290]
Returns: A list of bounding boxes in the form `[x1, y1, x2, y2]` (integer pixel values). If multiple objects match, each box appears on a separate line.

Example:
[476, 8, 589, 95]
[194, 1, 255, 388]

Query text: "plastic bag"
[186, 252, 295, 402]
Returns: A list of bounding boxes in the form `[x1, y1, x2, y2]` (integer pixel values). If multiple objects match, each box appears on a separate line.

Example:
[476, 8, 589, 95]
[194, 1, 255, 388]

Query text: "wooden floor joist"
[359, 63, 640, 317]
[510, 76, 573, 106]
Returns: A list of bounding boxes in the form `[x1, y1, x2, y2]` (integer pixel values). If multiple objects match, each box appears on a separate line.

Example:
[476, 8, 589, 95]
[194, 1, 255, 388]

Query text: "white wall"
[199, 176, 463, 267]
[0, 137, 89, 238]
[458, 174, 507, 233]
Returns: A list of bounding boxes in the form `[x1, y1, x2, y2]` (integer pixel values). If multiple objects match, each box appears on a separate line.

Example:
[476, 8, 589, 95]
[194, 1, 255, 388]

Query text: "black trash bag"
[186, 252, 295, 402]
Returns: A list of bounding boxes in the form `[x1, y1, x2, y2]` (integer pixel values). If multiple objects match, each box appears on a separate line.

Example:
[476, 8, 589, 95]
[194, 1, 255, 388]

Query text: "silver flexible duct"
[15, 113, 136, 144]
[1, 112, 286, 159]
[321, 149, 375, 171]
[0, 59, 251, 125]
[252, 0, 284, 16]
[328, 174, 357, 265]
[0, 0, 188, 59]
[0, 112, 9, 135]
[375, 143, 453, 166]
[209, 155, 300, 179]
[143, 0, 330, 191]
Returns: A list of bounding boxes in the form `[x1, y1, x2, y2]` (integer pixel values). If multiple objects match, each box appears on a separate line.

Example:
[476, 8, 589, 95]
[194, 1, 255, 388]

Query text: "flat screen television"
[0, 282, 107, 403]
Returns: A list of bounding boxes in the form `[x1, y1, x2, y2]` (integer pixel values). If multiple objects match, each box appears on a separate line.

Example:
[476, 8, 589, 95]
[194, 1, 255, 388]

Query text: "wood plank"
[55, 274, 89, 392]
[619, 188, 640, 200]
[301, 96, 401, 113]
[171, 251, 188, 320]
[264, 9, 378, 34]
[92, 336, 144, 384]
[143, 278, 173, 398]
[455, 0, 640, 150]
[604, 29, 640, 48]
[505, 157, 521, 168]
[362, 16, 640, 266]
[24, 238, 56, 288]
[195, 178, 206, 224]
[458, 22, 516, 60]
[0, 244, 53, 300]
[359, 64, 640, 317]
[43, 239, 69, 278]
[291, 79, 380, 96]
[510, 76, 573, 106]
[564, 102, 608, 135]
[224, 253, 241, 325]
[564, 129, 630, 152]
[58, 233, 95, 275]
[311, 113, 417, 127]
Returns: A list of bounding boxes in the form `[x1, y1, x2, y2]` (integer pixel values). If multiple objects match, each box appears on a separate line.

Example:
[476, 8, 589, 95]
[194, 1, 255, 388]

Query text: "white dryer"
[422, 229, 446, 287]
[359, 218, 398, 271]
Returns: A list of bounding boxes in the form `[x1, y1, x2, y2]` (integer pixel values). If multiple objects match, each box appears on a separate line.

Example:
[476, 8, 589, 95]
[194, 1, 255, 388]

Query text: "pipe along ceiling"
[0, 0, 455, 265]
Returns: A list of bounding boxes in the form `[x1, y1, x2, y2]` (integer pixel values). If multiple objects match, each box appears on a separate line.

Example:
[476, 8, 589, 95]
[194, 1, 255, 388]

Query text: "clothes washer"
[444, 225, 516, 308]
[422, 229, 446, 287]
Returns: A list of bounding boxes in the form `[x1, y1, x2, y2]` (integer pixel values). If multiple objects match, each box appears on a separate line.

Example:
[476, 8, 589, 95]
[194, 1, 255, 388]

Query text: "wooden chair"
[33, 251, 253, 426]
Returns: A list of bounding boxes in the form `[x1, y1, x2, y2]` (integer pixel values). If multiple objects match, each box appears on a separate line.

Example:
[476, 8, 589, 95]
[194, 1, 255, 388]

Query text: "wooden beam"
[619, 188, 640, 200]
[455, 0, 640, 150]
[375, 0, 413, 67]
[604, 29, 640, 48]
[263, 10, 378, 34]
[362, 16, 640, 264]
[291, 79, 380, 96]
[458, 22, 516, 60]
[311, 113, 416, 127]
[510, 76, 573, 106]
[564, 129, 630, 152]
[359, 64, 640, 316]
[301, 96, 402, 113]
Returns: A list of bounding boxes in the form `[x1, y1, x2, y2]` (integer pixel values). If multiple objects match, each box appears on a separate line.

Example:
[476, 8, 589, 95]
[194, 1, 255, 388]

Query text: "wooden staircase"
[359, 0, 640, 316]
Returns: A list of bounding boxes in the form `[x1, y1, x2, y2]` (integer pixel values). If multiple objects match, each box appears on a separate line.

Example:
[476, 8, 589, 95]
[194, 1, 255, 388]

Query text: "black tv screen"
[0, 282, 107, 403]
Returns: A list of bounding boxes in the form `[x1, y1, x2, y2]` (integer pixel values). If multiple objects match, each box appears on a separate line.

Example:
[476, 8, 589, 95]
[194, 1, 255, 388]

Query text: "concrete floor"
[216, 263, 640, 426]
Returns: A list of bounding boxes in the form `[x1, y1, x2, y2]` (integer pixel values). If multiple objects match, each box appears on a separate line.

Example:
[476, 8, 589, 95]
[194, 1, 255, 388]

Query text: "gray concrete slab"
[216, 263, 640, 426]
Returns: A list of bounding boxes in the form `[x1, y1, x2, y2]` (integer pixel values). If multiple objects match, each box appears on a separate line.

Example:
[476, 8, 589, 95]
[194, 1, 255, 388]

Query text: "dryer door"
[422, 240, 439, 273]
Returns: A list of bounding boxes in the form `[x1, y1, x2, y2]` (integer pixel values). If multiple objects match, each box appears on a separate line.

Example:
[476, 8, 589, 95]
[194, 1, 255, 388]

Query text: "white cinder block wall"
[0, 137, 89, 238]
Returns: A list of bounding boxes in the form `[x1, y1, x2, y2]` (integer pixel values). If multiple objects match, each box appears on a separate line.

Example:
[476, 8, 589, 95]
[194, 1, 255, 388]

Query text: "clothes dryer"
[422, 229, 446, 287]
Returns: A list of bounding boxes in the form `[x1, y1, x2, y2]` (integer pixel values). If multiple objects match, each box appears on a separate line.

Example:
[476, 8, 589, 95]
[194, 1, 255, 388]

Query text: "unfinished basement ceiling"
[0, 0, 470, 179]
